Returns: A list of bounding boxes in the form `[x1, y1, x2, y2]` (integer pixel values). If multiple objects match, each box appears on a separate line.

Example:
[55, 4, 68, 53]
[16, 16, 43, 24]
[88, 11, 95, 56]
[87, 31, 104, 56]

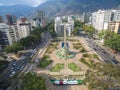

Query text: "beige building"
[17, 17, 32, 39]
[108, 21, 120, 34]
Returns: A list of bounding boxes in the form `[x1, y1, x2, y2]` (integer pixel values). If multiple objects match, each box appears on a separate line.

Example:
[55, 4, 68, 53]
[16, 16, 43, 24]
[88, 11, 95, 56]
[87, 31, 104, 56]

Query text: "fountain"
[56, 24, 75, 60]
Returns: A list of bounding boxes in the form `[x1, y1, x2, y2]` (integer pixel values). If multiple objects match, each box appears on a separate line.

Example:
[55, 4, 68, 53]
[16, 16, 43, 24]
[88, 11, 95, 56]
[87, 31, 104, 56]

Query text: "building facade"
[0, 23, 18, 50]
[6, 14, 17, 25]
[54, 16, 74, 36]
[32, 10, 46, 27]
[91, 10, 120, 31]
[108, 21, 120, 34]
[17, 17, 32, 39]
[91, 10, 112, 31]
[0, 16, 4, 23]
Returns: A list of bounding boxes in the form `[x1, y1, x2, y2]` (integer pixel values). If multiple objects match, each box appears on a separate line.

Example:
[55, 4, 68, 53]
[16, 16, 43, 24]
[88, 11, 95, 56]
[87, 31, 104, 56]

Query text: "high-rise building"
[91, 10, 113, 31]
[9, 25, 20, 42]
[54, 16, 74, 36]
[30, 19, 40, 28]
[33, 10, 46, 27]
[17, 17, 32, 39]
[91, 10, 120, 31]
[0, 23, 18, 50]
[82, 12, 91, 23]
[108, 21, 120, 34]
[0, 16, 4, 23]
[12, 16, 17, 24]
[6, 14, 17, 25]
[113, 10, 120, 21]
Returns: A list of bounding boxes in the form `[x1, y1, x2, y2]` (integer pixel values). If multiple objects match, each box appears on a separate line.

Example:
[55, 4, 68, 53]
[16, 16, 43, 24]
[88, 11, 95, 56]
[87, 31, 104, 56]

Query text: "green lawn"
[68, 63, 81, 72]
[50, 63, 64, 72]
[80, 58, 94, 68]
[92, 54, 99, 60]
[80, 58, 90, 67]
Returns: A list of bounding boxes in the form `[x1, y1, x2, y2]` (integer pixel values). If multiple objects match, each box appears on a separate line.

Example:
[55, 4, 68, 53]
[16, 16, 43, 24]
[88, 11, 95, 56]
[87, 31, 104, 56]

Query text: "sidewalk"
[95, 40, 120, 61]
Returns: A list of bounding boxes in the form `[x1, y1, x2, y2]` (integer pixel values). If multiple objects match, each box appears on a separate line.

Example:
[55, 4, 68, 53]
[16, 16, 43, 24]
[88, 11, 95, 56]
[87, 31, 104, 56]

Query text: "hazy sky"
[0, 0, 47, 7]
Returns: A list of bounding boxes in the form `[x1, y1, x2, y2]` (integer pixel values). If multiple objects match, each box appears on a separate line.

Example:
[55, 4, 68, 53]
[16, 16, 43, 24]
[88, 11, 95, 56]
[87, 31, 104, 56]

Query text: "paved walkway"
[79, 37, 104, 62]
[35, 37, 104, 90]
[36, 37, 93, 77]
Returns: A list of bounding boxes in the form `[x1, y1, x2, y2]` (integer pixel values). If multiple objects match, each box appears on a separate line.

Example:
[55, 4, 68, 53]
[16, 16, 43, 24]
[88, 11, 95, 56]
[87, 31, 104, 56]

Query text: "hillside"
[36, 0, 120, 17]
[0, 5, 34, 18]
[0, 0, 120, 18]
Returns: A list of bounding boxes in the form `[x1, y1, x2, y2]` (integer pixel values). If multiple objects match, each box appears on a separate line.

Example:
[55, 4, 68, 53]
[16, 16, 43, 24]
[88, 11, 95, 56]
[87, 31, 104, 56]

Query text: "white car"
[11, 71, 15, 74]
[20, 66, 24, 70]
[10, 74, 14, 77]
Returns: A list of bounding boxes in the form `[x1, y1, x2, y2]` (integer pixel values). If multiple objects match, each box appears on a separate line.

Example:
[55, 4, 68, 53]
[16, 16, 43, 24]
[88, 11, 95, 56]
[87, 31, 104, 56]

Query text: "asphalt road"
[0, 52, 32, 82]
[80, 32, 119, 65]
[0, 32, 51, 90]
[21, 32, 52, 75]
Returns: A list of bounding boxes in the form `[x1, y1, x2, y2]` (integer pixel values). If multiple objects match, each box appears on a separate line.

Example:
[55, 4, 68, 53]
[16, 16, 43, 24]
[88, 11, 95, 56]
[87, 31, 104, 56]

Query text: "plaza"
[35, 35, 101, 90]
[34, 25, 101, 90]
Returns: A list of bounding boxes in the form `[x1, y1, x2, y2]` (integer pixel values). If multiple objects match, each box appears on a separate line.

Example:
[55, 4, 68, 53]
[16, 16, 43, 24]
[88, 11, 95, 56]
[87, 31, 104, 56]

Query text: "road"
[20, 32, 52, 75]
[0, 32, 51, 90]
[0, 52, 32, 83]
[79, 31, 119, 65]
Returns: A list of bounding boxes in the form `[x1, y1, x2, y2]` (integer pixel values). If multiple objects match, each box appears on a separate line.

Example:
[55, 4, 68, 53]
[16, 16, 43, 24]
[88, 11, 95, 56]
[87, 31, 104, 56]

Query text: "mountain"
[0, 0, 120, 18]
[36, 0, 120, 17]
[0, 5, 34, 18]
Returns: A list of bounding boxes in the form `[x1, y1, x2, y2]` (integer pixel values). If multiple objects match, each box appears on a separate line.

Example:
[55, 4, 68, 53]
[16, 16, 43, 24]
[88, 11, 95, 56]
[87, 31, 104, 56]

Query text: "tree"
[72, 20, 85, 36]
[98, 30, 105, 39]
[74, 20, 84, 28]
[4, 43, 23, 53]
[21, 73, 46, 90]
[47, 21, 56, 37]
[4, 26, 46, 53]
[72, 27, 79, 36]
[19, 37, 31, 48]
[82, 25, 95, 35]
[101, 30, 120, 51]
[84, 63, 120, 90]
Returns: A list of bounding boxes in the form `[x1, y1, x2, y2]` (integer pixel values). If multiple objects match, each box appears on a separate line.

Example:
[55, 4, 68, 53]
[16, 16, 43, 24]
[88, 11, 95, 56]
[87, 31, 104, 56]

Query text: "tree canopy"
[4, 27, 44, 53]
[21, 73, 46, 90]
[72, 20, 84, 36]
[82, 25, 95, 35]
[98, 30, 120, 51]
[83, 63, 120, 90]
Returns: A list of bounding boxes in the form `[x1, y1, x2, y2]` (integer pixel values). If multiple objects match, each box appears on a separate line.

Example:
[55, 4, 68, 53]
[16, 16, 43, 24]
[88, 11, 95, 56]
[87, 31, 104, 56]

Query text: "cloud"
[30, 0, 47, 7]
[0, 0, 47, 7]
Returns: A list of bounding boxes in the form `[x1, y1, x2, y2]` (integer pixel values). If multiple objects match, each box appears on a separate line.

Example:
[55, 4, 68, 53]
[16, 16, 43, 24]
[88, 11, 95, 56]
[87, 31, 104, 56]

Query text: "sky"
[0, 0, 47, 7]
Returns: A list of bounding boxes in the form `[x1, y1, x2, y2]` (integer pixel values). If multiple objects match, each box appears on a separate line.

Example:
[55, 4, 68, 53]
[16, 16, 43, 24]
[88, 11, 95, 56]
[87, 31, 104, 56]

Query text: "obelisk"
[64, 24, 67, 49]
[56, 24, 75, 59]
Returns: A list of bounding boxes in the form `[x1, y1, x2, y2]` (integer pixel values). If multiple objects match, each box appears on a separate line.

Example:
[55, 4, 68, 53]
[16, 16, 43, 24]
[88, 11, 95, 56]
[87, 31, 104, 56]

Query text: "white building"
[91, 9, 120, 31]
[66, 23, 73, 36]
[54, 16, 74, 36]
[32, 10, 46, 27]
[91, 10, 112, 31]
[30, 19, 41, 28]
[113, 10, 120, 21]
[54, 17, 63, 36]
[17, 17, 32, 39]
[10, 25, 20, 42]
[0, 23, 18, 50]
